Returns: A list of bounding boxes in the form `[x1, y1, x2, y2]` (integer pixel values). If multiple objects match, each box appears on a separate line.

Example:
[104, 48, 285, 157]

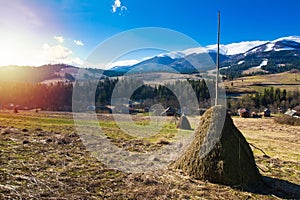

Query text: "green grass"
[0, 112, 75, 133]
[0, 111, 182, 144]
[98, 118, 180, 143]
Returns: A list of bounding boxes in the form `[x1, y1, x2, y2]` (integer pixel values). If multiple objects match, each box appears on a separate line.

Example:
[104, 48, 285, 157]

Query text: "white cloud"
[54, 36, 64, 43]
[70, 57, 84, 66]
[41, 43, 83, 66]
[112, 0, 121, 13]
[42, 43, 72, 60]
[74, 40, 84, 46]
[112, 0, 127, 14]
[0, 31, 85, 67]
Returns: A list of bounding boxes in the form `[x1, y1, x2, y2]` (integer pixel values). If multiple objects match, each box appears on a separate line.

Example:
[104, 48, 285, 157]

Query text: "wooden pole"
[215, 11, 220, 106]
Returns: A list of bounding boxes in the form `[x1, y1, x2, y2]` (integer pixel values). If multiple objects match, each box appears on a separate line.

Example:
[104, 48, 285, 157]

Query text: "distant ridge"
[1, 36, 300, 80]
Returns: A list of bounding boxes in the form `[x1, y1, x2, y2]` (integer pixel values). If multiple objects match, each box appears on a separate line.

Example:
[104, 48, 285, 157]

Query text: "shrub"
[274, 115, 300, 126]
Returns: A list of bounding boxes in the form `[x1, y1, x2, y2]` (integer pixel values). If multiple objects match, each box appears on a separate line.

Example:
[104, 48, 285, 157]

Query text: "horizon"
[1, 0, 300, 68]
[1, 35, 299, 70]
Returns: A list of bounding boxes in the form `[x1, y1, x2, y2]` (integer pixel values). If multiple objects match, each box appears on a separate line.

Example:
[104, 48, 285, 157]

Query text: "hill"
[110, 36, 300, 77]
[224, 70, 300, 95]
[0, 36, 299, 83]
[0, 64, 107, 83]
[220, 36, 300, 78]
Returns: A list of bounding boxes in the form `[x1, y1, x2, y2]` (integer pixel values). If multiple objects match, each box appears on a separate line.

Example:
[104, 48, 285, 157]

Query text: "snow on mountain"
[274, 47, 296, 51]
[263, 40, 298, 52]
[238, 60, 245, 65]
[157, 40, 269, 59]
[157, 47, 210, 58]
[204, 44, 229, 55]
[109, 59, 141, 68]
[110, 36, 300, 73]
[199, 36, 299, 56]
[205, 41, 271, 55]
[157, 51, 186, 59]
[181, 47, 209, 56]
[246, 36, 300, 55]
[274, 36, 300, 43]
[254, 59, 268, 69]
[264, 43, 275, 52]
[184, 41, 269, 56]
[224, 41, 269, 55]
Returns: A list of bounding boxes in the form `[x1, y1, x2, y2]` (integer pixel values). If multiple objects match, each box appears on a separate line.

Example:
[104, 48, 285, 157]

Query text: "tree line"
[1, 79, 298, 114]
[0, 78, 212, 112]
[0, 82, 73, 111]
[228, 87, 300, 113]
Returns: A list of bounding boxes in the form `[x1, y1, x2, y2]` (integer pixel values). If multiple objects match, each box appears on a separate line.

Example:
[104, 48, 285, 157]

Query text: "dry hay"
[173, 106, 264, 191]
[274, 114, 300, 126]
[176, 115, 192, 130]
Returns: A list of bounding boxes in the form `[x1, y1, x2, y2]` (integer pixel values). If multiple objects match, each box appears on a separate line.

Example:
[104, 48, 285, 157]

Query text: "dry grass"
[0, 110, 299, 199]
[233, 117, 300, 184]
[224, 71, 300, 94]
[274, 114, 300, 126]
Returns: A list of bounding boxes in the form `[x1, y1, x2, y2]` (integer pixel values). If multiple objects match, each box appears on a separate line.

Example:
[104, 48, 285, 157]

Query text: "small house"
[285, 106, 300, 118]
[284, 109, 297, 117]
[238, 108, 250, 118]
[264, 108, 271, 117]
[293, 105, 300, 115]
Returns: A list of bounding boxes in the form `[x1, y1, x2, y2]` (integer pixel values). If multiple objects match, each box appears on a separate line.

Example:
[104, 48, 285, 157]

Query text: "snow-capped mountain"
[4, 36, 299, 82]
[109, 36, 300, 76]
[155, 40, 269, 59]
[220, 36, 300, 77]
[245, 36, 300, 55]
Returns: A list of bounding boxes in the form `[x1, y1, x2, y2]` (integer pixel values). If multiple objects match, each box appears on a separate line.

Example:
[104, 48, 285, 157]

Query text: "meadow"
[0, 110, 299, 199]
[224, 71, 300, 95]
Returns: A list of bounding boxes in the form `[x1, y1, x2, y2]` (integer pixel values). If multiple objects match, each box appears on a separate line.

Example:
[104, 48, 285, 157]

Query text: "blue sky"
[0, 0, 299, 67]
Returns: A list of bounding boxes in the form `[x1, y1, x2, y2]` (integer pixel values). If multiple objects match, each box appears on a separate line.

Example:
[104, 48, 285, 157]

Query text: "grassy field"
[224, 71, 300, 95]
[0, 110, 300, 199]
[233, 117, 300, 184]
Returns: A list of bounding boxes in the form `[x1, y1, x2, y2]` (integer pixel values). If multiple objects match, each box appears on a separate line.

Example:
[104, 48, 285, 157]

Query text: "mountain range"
[111, 36, 300, 77]
[0, 36, 299, 82]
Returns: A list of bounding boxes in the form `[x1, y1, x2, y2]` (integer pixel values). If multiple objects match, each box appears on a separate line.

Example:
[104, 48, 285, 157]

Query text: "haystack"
[177, 115, 193, 130]
[173, 106, 263, 191]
